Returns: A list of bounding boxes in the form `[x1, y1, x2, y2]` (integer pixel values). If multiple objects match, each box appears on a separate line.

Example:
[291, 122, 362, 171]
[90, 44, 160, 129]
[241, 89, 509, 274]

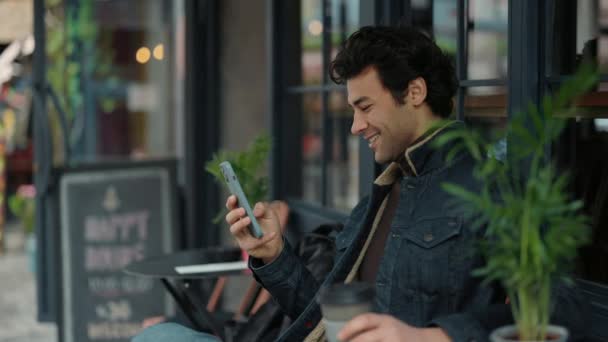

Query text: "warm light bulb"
[136, 47, 151, 64]
[153, 44, 164, 60]
[308, 20, 323, 36]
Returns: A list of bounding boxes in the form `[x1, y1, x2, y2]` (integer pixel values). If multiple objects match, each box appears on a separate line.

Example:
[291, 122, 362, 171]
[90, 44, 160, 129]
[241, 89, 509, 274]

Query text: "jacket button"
[423, 233, 434, 242]
[407, 184, 415, 189]
[391, 233, 400, 238]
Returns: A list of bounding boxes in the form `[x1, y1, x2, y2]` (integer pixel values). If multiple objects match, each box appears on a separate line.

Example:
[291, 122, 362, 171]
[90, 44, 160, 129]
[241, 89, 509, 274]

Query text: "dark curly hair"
[329, 26, 457, 118]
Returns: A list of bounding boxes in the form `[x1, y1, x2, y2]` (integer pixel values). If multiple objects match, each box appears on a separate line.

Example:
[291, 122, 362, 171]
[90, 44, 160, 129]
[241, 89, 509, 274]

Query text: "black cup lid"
[318, 282, 375, 306]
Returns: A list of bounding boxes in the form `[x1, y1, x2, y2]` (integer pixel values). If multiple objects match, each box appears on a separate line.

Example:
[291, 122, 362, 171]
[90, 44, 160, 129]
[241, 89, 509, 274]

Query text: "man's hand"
[337, 313, 451, 342]
[225, 195, 286, 264]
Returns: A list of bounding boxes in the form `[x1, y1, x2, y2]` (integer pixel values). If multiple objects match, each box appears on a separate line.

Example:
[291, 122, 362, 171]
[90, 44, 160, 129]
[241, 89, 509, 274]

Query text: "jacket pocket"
[401, 216, 462, 251]
[390, 217, 463, 325]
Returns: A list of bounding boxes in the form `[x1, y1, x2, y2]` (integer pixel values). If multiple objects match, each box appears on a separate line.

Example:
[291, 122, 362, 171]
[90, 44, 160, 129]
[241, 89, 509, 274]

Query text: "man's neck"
[413, 112, 442, 144]
[395, 114, 442, 160]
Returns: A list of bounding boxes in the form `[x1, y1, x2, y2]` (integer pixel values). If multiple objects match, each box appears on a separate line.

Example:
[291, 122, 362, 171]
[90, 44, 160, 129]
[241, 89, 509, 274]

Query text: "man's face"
[347, 66, 420, 164]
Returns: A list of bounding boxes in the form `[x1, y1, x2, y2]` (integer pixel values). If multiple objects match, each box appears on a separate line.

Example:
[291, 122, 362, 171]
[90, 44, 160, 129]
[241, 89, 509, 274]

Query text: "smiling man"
[225, 26, 586, 342]
[134, 25, 586, 342]
[238, 26, 474, 341]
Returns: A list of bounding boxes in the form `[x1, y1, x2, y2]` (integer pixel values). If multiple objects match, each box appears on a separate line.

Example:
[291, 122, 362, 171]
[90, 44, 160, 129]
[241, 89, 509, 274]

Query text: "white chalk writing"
[87, 322, 141, 339]
[85, 243, 145, 271]
[95, 300, 132, 321]
[88, 276, 154, 296]
[84, 211, 150, 242]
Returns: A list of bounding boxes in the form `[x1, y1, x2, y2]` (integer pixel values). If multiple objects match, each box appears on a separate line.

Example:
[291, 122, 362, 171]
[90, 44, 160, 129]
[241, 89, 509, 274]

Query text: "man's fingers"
[225, 195, 238, 210]
[225, 207, 246, 225]
[338, 313, 382, 341]
[229, 216, 251, 237]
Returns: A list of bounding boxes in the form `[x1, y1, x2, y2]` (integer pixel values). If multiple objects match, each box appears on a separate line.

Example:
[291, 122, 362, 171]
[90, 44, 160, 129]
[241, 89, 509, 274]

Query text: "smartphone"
[219, 161, 264, 238]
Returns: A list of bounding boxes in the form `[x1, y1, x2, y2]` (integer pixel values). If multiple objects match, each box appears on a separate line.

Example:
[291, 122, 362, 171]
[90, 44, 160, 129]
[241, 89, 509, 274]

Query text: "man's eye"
[362, 106, 372, 112]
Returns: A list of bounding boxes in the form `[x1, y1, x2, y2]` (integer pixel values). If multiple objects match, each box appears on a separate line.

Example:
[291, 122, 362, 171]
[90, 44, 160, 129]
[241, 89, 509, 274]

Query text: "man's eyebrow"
[350, 96, 371, 108]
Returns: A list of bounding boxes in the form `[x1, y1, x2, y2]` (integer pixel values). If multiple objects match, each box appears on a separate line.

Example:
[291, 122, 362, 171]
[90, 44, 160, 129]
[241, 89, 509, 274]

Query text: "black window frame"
[268, 0, 377, 235]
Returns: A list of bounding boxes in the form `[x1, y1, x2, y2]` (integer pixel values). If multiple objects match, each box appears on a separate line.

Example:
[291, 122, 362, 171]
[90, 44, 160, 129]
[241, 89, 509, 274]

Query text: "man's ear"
[406, 77, 427, 106]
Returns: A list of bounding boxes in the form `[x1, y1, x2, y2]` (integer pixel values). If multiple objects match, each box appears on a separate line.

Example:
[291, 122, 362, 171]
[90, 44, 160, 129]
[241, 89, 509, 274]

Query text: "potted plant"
[205, 134, 272, 224]
[434, 65, 597, 341]
[8, 184, 36, 272]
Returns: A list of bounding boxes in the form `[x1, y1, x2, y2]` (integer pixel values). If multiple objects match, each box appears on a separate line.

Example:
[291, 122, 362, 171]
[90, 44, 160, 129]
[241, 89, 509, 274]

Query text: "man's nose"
[351, 112, 367, 135]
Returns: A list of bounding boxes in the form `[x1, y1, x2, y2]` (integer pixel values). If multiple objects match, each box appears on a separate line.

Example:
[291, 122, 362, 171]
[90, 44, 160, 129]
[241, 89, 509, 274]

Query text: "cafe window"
[283, 0, 361, 211]
[547, 0, 608, 286]
[454, 0, 509, 133]
[274, 0, 510, 211]
[62, 0, 184, 162]
[409, 0, 509, 135]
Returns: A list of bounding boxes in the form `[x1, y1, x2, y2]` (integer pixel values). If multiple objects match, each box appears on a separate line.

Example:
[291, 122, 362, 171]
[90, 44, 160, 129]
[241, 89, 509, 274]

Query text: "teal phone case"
[219, 161, 264, 238]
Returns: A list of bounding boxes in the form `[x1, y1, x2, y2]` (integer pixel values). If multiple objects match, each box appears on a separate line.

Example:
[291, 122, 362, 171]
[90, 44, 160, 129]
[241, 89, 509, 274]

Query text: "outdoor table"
[124, 247, 249, 340]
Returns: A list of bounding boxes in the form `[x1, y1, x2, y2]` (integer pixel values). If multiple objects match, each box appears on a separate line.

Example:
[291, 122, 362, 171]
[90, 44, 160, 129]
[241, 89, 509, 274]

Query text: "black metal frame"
[184, 0, 221, 248]
[33, 0, 60, 323]
[268, 0, 303, 201]
[508, 0, 541, 119]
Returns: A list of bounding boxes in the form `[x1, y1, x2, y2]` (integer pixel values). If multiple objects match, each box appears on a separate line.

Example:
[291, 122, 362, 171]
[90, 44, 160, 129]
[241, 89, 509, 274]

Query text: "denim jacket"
[250, 121, 587, 342]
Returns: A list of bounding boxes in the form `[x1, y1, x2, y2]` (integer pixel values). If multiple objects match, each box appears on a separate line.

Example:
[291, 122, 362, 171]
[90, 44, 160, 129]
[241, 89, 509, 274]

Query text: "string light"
[308, 20, 323, 36]
[153, 44, 164, 60]
[136, 47, 151, 64]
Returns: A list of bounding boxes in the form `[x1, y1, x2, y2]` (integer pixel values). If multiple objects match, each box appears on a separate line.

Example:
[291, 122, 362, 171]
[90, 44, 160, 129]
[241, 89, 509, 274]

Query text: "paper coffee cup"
[318, 282, 375, 342]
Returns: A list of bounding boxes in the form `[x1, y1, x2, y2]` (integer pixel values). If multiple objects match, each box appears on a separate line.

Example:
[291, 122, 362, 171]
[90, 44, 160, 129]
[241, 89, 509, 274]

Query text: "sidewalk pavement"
[0, 223, 56, 342]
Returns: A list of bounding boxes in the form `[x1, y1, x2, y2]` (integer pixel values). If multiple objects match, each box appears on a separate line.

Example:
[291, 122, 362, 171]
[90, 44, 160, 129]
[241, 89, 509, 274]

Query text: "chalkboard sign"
[59, 161, 177, 342]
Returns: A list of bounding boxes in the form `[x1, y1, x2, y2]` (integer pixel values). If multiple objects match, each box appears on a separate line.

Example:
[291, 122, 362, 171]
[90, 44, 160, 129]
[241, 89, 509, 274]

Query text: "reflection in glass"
[467, 0, 508, 80]
[328, 91, 358, 211]
[550, 0, 608, 76]
[330, 0, 360, 59]
[301, 0, 323, 85]
[433, 0, 458, 62]
[76, 0, 184, 160]
[301, 92, 323, 203]
[301, 0, 360, 86]
[433, 0, 506, 126]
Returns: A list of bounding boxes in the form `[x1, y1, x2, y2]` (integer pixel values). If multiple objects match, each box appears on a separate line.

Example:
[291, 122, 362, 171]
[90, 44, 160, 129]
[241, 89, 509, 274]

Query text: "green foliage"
[433, 65, 597, 340]
[205, 134, 272, 224]
[9, 193, 35, 235]
[46, 0, 117, 129]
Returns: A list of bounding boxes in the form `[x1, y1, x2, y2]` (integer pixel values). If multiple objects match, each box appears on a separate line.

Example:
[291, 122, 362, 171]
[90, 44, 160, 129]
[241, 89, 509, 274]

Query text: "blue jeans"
[132, 323, 221, 342]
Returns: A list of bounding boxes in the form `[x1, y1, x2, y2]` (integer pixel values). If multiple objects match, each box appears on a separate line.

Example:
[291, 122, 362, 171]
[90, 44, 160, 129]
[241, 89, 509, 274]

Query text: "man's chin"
[374, 155, 390, 164]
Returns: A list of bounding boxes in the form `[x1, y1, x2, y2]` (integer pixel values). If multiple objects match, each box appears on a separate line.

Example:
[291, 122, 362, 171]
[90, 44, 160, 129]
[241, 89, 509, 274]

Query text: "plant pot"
[490, 325, 568, 342]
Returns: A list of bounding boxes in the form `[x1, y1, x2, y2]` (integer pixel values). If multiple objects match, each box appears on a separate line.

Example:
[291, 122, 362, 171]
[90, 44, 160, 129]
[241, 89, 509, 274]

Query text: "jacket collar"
[374, 120, 462, 186]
